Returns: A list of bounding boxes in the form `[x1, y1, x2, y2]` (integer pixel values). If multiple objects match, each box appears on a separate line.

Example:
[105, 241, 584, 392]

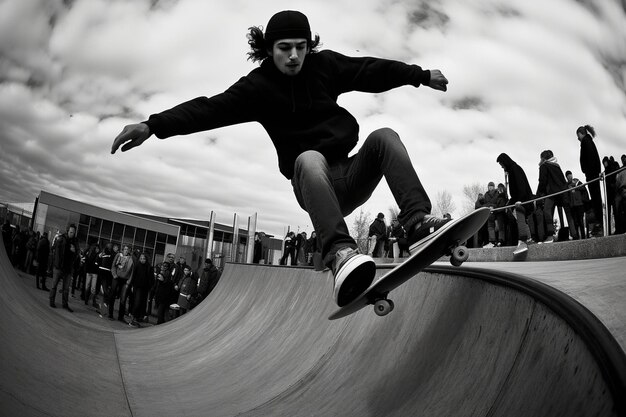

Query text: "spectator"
[83, 244, 100, 306]
[35, 232, 50, 290]
[495, 183, 509, 246]
[280, 232, 296, 266]
[306, 231, 319, 266]
[49, 224, 79, 312]
[108, 245, 134, 322]
[565, 171, 588, 240]
[195, 258, 221, 307]
[615, 155, 626, 234]
[130, 253, 153, 327]
[11, 225, 24, 268]
[368, 213, 387, 257]
[72, 249, 86, 298]
[577, 124, 602, 236]
[96, 243, 114, 311]
[482, 182, 499, 248]
[253, 232, 266, 264]
[389, 218, 409, 258]
[110, 10, 451, 308]
[296, 231, 307, 265]
[152, 261, 174, 324]
[174, 265, 197, 315]
[1, 220, 12, 255]
[536, 150, 570, 242]
[24, 230, 37, 274]
[496, 153, 534, 254]
[603, 156, 621, 233]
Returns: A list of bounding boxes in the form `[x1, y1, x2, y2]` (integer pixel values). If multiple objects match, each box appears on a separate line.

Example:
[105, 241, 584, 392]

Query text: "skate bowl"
[0, 242, 625, 416]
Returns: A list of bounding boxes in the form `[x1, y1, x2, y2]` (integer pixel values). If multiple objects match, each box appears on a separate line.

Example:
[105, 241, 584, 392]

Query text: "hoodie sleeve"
[143, 76, 259, 139]
[324, 50, 431, 94]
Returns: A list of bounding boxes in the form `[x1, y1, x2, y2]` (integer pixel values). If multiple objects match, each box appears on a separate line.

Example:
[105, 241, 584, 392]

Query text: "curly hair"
[246, 26, 321, 63]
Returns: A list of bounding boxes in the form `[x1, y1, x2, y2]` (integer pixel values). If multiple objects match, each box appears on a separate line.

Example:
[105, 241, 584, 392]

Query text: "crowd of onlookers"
[1, 221, 221, 325]
[362, 125, 625, 257]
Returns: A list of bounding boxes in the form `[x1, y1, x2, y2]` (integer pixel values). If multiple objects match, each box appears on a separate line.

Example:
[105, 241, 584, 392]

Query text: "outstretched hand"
[428, 69, 448, 92]
[111, 123, 151, 154]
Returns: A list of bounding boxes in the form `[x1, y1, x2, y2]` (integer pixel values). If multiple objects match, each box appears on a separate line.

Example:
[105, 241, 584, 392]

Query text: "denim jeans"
[291, 128, 431, 267]
[50, 267, 71, 306]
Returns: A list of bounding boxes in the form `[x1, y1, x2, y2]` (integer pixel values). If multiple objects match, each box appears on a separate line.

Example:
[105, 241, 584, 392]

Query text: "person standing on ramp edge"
[111, 10, 450, 307]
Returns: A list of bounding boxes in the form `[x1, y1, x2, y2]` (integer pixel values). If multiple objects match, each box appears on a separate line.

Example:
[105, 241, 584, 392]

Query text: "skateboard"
[328, 207, 491, 320]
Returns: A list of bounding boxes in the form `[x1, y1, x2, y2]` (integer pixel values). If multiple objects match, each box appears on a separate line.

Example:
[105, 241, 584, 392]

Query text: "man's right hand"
[111, 123, 151, 154]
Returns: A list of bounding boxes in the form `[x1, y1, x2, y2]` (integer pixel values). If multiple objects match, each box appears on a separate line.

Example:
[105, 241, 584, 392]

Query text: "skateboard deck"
[328, 207, 491, 320]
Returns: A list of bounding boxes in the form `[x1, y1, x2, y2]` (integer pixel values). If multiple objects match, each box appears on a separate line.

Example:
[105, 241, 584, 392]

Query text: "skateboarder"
[111, 10, 450, 307]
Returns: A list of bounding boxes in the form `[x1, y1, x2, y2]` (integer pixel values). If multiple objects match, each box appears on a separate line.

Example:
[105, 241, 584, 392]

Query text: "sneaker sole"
[334, 256, 376, 307]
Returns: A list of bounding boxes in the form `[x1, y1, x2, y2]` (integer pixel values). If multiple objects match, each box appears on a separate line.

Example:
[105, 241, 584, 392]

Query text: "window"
[134, 228, 146, 247]
[101, 220, 113, 240]
[145, 230, 156, 249]
[112, 223, 124, 243]
[123, 225, 135, 247]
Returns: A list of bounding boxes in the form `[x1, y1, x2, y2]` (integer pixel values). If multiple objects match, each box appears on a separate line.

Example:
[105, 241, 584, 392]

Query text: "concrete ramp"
[1, 244, 625, 416]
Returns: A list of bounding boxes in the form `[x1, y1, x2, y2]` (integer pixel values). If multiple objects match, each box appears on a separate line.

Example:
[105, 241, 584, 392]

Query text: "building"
[29, 191, 282, 269]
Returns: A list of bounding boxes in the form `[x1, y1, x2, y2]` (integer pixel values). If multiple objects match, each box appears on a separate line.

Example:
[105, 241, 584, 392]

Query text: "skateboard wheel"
[374, 299, 393, 316]
[450, 246, 469, 266]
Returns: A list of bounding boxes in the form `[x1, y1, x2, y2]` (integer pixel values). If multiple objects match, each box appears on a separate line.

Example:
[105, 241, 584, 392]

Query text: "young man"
[49, 224, 79, 312]
[496, 153, 534, 254]
[111, 10, 450, 307]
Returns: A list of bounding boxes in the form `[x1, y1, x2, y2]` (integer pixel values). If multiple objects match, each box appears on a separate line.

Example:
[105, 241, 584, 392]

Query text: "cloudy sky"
[1, 0, 624, 237]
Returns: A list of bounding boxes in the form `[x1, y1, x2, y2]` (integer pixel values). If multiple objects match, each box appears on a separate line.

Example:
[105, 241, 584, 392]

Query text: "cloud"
[1, 0, 625, 238]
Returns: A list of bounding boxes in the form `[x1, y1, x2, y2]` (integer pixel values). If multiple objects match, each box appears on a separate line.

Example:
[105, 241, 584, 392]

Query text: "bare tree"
[462, 182, 484, 214]
[350, 208, 371, 254]
[432, 190, 456, 217]
[388, 206, 399, 221]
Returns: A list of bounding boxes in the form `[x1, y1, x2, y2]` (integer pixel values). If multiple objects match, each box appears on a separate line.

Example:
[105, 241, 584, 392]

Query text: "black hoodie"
[496, 153, 534, 213]
[579, 134, 601, 178]
[143, 50, 431, 179]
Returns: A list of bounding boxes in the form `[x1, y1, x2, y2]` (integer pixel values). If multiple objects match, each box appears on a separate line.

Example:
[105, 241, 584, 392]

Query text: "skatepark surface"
[1, 244, 625, 416]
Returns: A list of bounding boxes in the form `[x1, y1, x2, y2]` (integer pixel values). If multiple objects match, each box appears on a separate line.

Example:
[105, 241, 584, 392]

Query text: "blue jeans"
[291, 128, 431, 267]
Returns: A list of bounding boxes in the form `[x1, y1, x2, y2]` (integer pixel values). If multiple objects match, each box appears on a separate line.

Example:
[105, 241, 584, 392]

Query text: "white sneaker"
[543, 236, 554, 243]
[332, 247, 376, 307]
[513, 241, 528, 255]
[483, 242, 495, 249]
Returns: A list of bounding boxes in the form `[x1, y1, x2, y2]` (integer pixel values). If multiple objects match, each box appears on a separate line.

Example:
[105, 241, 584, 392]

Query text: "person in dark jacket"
[49, 224, 78, 312]
[111, 10, 451, 308]
[109, 245, 134, 322]
[174, 265, 197, 315]
[482, 182, 500, 247]
[603, 156, 621, 234]
[1, 220, 12, 256]
[130, 253, 153, 326]
[195, 258, 221, 307]
[496, 153, 534, 254]
[151, 261, 174, 325]
[536, 150, 570, 242]
[96, 243, 114, 310]
[577, 125, 602, 235]
[35, 232, 50, 290]
[280, 232, 297, 266]
[368, 213, 387, 257]
[566, 171, 588, 240]
[83, 244, 100, 306]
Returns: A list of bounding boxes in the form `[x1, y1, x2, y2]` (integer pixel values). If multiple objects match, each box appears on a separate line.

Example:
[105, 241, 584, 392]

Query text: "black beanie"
[265, 10, 311, 44]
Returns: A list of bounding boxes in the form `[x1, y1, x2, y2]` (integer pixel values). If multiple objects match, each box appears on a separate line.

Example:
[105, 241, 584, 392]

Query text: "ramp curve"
[0, 243, 624, 416]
